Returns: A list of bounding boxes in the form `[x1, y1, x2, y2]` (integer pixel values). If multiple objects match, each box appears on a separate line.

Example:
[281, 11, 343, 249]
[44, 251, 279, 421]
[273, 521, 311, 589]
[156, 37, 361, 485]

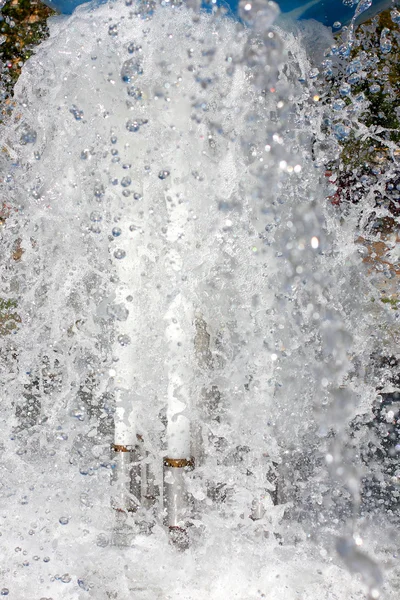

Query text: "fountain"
[0, 0, 399, 598]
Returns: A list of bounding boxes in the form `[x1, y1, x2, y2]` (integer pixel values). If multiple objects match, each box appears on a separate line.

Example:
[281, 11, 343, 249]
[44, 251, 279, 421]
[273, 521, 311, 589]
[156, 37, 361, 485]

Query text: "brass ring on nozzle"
[112, 444, 132, 452]
[163, 457, 195, 469]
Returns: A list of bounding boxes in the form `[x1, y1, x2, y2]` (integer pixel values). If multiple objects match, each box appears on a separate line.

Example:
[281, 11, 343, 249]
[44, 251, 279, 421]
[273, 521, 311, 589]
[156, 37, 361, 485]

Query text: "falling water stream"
[0, 1, 399, 598]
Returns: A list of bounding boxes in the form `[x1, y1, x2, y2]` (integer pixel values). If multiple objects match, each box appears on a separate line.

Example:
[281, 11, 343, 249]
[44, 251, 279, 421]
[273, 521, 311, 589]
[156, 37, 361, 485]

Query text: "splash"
[0, 1, 398, 598]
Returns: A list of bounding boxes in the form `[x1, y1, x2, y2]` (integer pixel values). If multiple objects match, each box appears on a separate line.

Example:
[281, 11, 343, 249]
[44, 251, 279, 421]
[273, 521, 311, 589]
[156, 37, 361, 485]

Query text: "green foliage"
[340, 9, 400, 160]
[381, 296, 399, 310]
[0, 0, 54, 107]
[0, 297, 20, 334]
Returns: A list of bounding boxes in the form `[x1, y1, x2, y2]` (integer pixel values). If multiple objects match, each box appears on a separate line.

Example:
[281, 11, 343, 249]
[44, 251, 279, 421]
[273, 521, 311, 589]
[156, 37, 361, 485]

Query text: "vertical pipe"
[111, 215, 142, 515]
[163, 188, 194, 545]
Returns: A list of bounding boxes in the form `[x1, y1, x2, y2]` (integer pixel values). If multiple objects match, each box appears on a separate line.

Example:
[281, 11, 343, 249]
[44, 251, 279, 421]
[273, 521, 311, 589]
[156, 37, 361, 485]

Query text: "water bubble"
[69, 105, 84, 121]
[43, 557, 50, 563]
[158, 170, 170, 180]
[80, 149, 90, 160]
[110, 135, 118, 144]
[113, 249, 126, 260]
[238, 0, 280, 31]
[133, 192, 142, 201]
[59, 516, 69, 525]
[117, 334, 131, 346]
[333, 21, 342, 29]
[108, 24, 118, 37]
[112, 227, 122, 237]
[0, 590, 9, 596]
[308, 68, 319, 79]
[61, 574, 71, 584]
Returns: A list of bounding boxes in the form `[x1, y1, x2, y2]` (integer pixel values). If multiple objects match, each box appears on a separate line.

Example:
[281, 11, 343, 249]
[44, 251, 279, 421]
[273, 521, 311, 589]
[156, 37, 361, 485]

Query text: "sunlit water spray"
[0, 1, 398, 598]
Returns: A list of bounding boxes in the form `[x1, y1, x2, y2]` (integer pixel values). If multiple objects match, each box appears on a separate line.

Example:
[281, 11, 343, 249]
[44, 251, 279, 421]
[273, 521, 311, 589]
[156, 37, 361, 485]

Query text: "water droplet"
[108, 24, 118, 37]
[1, 589, 9, 596]
[90, 211, 102, 222]
[126, 119, 148, 132]
[61, 574, 71, 584]
[369, 84, 380, 94]
[113, 249, 126, 260]
[121, 177, 131, 188]
[110, 135, 118, 144]
[133, 192, 142, 201]
[391, 9, 400, 25]
[238, 0, 280, 31]
[332, 99, 346, 111]
[107, 303, 129, 321]
[69, 105, 84, 121]
[333, 21, 342, 29]
[43, 556, 50, 563]
[117, 334, 131, 346]
[20, 125, 37, 145]
[333, 123, 350, 140]
[353, 0, 372, 20]
[380, 29, 392, 54]
[96, 533, 109, 547]
[158, 170, 170, 180]
[339, 83, 351, 97]
[112, 227, 122, 237]
[127, 42, 141, 54]
[121, 58, 143, 83]
[78, 579, 90, 591]
[59, 516, 69, 525]
[94, 183, 105, 199]
[336, 536, 383, 588]
[127, 86, 143, 100]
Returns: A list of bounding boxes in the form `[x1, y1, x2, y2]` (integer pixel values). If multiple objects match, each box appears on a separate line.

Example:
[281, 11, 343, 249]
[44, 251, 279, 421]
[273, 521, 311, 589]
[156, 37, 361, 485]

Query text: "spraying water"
[0, 1, 399, 598]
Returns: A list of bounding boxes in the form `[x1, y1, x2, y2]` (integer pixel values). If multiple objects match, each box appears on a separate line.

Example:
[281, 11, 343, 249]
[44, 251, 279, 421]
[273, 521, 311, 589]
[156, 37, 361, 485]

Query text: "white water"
[0, 1, 399, 598]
